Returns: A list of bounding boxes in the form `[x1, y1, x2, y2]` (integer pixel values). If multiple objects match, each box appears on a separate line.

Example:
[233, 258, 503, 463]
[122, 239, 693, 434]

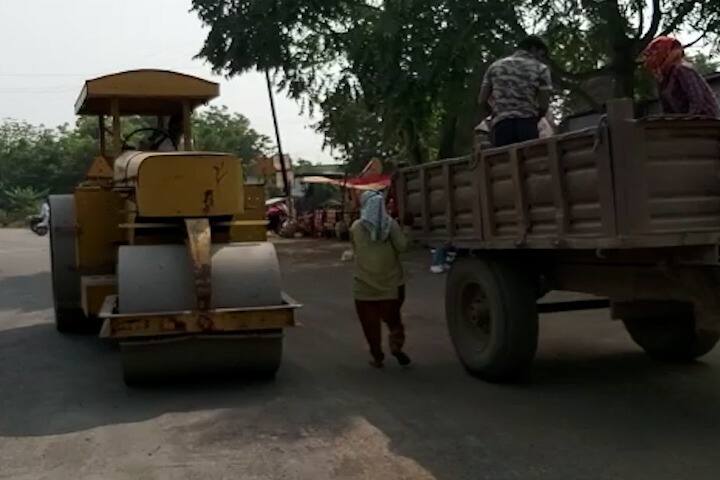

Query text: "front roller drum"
[446, 258, 539, 382]
[116, 242, 287, 385]
[121, 331, 283, 386]
[118, 243, 283, 313]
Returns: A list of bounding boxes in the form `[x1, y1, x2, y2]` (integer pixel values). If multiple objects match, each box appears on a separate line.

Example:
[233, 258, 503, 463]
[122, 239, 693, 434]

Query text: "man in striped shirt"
[478, 36, 553, 147]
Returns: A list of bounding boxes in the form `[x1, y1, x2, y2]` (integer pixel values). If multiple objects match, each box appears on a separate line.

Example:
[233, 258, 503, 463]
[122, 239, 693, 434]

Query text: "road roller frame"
[98, 293, 300, 339]
[98, 218, 301, 340]
[48, 69, 299, 383]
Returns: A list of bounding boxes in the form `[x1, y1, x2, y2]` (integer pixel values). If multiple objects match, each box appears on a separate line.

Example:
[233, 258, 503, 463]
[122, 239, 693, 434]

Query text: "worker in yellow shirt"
[350, 191, 411, 368]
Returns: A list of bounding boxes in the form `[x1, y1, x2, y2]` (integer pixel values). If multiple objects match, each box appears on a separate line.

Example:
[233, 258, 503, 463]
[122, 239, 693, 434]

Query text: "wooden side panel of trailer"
[398, 99, 720, 250]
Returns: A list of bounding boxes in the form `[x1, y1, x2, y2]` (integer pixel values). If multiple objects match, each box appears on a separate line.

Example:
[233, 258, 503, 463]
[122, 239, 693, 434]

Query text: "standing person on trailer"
[350, 191, 411, 368]
[478, 35, 553, 147]
[641, 36, 720, 117]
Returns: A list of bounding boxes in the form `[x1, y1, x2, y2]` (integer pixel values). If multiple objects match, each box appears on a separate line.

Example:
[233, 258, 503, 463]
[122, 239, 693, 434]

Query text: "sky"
[0, 0, 335, 163]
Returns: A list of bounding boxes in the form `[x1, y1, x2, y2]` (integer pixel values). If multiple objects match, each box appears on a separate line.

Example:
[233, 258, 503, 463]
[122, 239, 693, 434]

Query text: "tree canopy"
[192, 0, 720, 164]
[193, 105, 270, 159]
[532, 0, 720, 106]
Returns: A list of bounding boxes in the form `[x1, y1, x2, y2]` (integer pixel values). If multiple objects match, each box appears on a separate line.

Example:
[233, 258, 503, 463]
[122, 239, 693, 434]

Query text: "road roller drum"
[116, 242, 287, 384]
[117, 243, 283, 313]
[120, 332, 283, 385]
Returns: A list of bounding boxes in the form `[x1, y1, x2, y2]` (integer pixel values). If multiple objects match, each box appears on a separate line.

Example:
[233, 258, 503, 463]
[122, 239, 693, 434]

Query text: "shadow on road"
[2, 239, 720, 479]
[0, 271, 52, 313]
[2, 308, 720, 480]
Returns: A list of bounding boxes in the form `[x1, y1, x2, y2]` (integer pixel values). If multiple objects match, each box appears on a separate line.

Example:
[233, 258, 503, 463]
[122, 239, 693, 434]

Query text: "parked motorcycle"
[27, 214, 48, 236]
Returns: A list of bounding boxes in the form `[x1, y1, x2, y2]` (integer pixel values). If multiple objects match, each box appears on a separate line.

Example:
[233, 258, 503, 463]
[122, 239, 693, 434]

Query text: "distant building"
[253, 154, 298, 194]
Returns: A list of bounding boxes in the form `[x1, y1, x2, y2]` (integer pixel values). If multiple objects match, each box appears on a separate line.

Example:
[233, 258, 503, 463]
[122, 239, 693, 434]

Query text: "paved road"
[1, 228, 719, 480]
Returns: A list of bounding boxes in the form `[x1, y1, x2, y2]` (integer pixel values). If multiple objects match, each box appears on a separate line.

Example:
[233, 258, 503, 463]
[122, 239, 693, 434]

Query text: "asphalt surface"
[1, 228, 720, 479]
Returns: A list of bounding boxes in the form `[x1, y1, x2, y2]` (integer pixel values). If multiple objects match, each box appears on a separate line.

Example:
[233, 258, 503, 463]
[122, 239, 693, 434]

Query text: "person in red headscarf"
[641, 36, 719, 117]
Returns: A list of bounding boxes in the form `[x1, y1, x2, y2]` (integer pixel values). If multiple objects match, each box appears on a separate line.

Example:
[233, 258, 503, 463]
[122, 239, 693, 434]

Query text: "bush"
[2, 185, 45, 222]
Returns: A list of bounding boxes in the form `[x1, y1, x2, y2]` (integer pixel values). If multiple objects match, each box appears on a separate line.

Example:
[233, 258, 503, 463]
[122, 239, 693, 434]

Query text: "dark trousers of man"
[355, 286, 406, 362]
[492, 117, 539, 147]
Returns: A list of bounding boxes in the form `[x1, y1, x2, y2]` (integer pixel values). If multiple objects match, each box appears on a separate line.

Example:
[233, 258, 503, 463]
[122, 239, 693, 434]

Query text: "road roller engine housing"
[48, 69, 299, 384]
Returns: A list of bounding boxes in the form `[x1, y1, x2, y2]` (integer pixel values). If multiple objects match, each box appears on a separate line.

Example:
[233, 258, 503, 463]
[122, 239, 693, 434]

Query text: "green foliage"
[193, 0, 720, 164]
[193, 105, 270, 161]
[0, 119, 92, 222]
[192, 0, 521, 163]
[692, 53, 720, 75]
[0, 106, 269, 222]
[1, 185, 47, 223]
[525, 0, 720, 105]
[314, 86, 397, 172]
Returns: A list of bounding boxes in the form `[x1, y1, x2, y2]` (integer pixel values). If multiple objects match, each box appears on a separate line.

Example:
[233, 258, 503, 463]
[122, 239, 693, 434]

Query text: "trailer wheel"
[446, 258, 538, 382]
[623, 315, 719, 362]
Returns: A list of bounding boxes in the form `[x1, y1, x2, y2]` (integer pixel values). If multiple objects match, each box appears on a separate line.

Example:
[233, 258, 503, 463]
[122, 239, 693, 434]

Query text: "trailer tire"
[623, 315, 719, 362]
[446, 258, 538, 382]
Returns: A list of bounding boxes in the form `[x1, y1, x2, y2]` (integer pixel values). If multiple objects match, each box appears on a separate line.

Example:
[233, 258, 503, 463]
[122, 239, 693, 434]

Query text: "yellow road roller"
[49, 69, 300, 385]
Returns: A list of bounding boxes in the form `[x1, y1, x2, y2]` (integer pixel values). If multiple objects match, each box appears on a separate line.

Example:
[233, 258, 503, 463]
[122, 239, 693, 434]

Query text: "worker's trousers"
[354, 286, 406, 361]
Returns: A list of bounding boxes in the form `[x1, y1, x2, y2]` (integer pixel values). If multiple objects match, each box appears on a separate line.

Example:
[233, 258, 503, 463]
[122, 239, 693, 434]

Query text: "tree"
[193, 105, 270, 161]
[314, 86, 397, 173]
[192, 1, 720, 164]
[2, 186, 47, 218]
[191, 0, 520, 163]
[692, 52, 720, 75]
[526, 0, 720, 106]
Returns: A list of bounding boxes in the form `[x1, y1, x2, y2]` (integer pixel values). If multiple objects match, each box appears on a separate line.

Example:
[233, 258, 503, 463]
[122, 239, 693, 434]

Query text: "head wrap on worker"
[360, 190, 392, 242]
[641, 36, 685, 80]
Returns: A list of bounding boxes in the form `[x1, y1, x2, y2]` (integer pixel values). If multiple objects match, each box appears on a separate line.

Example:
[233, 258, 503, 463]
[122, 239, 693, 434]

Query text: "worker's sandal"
[392, 351, 412, 367]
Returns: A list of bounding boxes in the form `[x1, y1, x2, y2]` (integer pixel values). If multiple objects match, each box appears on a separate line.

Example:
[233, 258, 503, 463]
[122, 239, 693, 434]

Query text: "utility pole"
[265, 69, 293, 215]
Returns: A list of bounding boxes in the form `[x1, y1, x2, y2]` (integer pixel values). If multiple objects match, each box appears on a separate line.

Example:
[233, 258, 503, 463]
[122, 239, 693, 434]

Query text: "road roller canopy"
[75, 69, 220, 156]
[74, 69, 219, 116]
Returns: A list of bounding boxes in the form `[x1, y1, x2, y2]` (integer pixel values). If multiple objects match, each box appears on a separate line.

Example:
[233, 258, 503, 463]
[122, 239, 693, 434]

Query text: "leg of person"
[355, 300, 385, 367]
[515, 117, 540, 143]
[383, 286, 411, 366]
[491, 118, 517, 147]
[430, 246, 446, 274]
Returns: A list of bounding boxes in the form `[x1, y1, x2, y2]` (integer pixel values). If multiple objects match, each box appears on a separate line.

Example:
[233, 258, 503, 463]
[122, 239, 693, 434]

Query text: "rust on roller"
[184, 219, 212, 312]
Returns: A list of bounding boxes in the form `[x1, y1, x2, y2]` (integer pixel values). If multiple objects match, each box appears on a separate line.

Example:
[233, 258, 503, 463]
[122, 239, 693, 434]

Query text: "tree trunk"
[599, 0, 638, 100]
[402, 120, 426, 165]
[611, 38, 639, 99]
[437, 113, 458, 159]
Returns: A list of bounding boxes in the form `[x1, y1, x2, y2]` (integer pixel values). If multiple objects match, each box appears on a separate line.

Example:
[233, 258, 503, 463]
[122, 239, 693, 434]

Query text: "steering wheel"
[122, 127, 178, 151]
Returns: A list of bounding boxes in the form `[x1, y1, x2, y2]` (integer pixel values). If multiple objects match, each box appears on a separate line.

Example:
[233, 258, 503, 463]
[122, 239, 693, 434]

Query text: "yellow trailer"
[49, 69, 299, 385]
